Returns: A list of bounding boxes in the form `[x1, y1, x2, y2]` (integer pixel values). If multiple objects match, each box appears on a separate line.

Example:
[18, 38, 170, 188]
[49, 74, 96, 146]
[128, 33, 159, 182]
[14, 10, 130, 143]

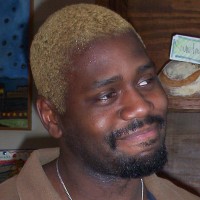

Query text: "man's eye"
[138, 77, 156, 87]
[139, 80, 148, 86]
[98, 91, 117, 102]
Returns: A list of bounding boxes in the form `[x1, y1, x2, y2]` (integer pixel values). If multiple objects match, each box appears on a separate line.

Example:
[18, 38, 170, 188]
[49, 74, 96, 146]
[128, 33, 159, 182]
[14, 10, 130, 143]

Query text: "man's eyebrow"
[137, 61, 156, 73]
[90, 61, 155, 89]
[92, 75, 122, 89]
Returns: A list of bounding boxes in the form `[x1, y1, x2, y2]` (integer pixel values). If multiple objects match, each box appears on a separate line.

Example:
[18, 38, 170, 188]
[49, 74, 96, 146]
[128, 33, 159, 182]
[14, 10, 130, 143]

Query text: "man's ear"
[36, 96, 62, 138]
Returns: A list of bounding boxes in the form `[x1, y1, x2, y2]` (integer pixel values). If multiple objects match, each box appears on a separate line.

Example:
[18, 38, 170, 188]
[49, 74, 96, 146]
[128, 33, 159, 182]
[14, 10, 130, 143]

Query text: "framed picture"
[0, 0, 32, 129]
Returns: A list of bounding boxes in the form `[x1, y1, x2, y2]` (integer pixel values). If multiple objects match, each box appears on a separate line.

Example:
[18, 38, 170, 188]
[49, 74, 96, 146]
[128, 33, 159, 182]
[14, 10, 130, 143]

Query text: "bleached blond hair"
[30, 3, 142, 113]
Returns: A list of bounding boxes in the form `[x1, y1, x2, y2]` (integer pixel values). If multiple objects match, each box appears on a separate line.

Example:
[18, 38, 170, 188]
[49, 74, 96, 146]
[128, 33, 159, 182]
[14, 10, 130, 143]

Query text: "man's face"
[58, 33, 168, 179]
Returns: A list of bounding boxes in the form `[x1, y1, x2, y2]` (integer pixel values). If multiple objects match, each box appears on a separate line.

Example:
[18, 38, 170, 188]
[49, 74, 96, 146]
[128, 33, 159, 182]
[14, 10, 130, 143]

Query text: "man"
[0, 3, 199, 200]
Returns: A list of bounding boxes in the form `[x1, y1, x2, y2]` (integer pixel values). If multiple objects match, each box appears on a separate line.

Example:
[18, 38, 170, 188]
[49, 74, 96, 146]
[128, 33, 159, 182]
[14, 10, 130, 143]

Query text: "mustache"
[107, 115, 165, 149]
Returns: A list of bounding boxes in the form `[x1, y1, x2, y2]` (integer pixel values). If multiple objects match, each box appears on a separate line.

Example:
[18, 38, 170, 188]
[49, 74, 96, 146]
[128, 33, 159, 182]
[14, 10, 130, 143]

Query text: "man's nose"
[119, 88, 153, 121]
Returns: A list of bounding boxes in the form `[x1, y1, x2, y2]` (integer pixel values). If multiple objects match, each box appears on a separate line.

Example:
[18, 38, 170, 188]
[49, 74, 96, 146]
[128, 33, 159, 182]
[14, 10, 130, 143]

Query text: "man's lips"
[116, 124, 159, 142]
[107, 115, 165, 150]
[114, 124, 161, 155]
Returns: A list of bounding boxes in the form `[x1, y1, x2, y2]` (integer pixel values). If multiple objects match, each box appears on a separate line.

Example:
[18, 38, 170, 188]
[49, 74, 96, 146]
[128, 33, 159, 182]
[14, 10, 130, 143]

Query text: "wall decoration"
[159, 61, 200, 111]
[0, 0, 31, 129]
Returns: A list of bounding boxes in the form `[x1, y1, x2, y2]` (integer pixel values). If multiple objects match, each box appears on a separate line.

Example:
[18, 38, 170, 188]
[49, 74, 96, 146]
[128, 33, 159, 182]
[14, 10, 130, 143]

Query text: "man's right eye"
[95, 90, 118, 105]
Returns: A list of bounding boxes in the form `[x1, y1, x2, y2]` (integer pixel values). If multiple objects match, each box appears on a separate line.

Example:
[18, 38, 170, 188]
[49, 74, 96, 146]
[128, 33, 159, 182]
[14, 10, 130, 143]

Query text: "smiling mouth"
[107, 125, 160, 150]
[111, 115, 165, 140]
[107, 116, 165, 150]
[116, 124, 159, 140]
[114, 125, 162, 155]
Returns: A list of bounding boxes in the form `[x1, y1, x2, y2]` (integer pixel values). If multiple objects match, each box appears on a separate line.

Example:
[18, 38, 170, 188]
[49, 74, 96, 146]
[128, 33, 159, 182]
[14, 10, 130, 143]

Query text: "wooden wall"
[96, 0, 200, 196]
[161, 112, 200, 196]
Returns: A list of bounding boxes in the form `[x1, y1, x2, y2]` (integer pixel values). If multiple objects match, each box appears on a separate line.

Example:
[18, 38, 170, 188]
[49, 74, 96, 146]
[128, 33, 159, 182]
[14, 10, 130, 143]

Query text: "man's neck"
[43, 157, 146, 200]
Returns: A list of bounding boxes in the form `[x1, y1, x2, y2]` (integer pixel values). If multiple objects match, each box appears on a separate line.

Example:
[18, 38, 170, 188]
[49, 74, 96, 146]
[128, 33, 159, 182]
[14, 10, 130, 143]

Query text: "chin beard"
[111, 144, 168, 178]
[84, 143, 167, 179]
[97, 115, 168, 178]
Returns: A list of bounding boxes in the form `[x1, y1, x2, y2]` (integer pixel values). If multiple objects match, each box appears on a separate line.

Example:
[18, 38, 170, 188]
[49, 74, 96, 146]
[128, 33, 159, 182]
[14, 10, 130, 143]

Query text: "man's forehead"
[71, 32, 146, 68]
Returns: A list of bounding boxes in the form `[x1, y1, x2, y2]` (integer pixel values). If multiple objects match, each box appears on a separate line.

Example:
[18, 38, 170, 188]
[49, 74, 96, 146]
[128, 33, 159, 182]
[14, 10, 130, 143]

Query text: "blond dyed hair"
[30, 3, 141, 113]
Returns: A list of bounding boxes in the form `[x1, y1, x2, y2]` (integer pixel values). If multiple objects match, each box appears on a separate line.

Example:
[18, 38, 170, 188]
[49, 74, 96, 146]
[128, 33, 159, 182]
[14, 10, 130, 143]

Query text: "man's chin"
[114, 144, 168, 179]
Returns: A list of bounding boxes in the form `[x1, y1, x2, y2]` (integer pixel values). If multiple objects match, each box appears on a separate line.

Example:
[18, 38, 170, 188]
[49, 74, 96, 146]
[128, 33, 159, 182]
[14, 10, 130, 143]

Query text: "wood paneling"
[96, 0, 128, 19]
[161, 112, 200, 196]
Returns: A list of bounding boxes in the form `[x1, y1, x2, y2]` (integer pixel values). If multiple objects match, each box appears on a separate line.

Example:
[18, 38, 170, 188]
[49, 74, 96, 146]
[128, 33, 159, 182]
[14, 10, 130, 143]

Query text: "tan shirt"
[0, 148, 199, 200]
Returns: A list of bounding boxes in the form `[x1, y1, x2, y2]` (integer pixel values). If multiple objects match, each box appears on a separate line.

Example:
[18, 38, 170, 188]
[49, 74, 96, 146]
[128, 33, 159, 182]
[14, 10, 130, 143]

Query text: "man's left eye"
[138, 77, 155, 87]
[139, 80, 148, 86]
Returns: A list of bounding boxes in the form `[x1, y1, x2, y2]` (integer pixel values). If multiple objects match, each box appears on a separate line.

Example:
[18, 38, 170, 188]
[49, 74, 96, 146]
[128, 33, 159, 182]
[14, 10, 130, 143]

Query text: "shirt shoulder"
[0, 175, 20, 200]
[144, 174, 200, 200]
